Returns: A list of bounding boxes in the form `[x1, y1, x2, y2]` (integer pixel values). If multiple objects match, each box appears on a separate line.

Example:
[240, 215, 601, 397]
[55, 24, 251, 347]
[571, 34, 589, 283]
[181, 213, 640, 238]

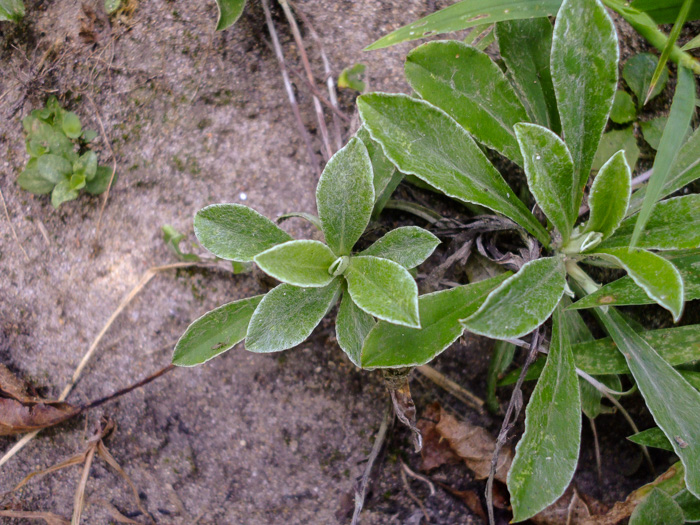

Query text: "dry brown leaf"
[434, 480, 487, 522]
[0, 509, 69, 524]
[417, 402, 460, 472]
[531, 486, 607, 525]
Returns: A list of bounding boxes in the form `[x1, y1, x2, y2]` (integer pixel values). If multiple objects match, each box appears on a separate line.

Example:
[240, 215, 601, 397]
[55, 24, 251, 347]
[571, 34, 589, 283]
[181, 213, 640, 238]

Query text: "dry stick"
[400, 464, 431, 523]
[486, 328, 542, 525]
[352, 405, 392, 525]
[261, 0, 321, 178]
[288, 67, 350, 122]
[294, 7, 344, 150]
[278, 0, 333, 160]
[0, 261, 219, 469]
[82, 364, 175, 412]
[589, 417, 603, 484]
[416, 365, 485, 414]
[0, 186, 29, 261]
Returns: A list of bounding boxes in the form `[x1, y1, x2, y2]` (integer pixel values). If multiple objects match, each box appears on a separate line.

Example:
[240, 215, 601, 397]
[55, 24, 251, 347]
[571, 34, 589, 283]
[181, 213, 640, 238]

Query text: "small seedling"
[17, 96, 115, 208]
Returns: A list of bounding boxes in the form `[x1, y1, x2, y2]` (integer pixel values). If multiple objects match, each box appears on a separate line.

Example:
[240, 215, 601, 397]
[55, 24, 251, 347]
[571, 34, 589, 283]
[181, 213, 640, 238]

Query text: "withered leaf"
[417, 402, 460, 472]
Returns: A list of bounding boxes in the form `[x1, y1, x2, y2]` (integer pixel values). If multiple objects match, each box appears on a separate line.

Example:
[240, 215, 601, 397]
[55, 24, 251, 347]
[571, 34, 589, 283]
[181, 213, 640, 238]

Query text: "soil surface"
[0, 1, 692, 524]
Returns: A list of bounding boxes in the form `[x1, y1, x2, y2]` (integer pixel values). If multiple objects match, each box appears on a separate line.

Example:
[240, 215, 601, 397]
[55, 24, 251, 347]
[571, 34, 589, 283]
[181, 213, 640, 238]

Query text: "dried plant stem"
[289, 67, 349, 122]
[261, 0, 320, 178]
[0, 185, 29, 261]
[278, 0, 333, 160]
[416, 365, 485, 414]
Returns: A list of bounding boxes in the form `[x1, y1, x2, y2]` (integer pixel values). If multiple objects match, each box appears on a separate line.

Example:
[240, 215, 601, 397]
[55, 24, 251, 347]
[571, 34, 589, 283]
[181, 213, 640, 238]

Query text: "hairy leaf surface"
[359, 226, 439, 269]
[336, 292, 376, 367]
[585, 150, 632, 239]
[254, 240, 337, 287]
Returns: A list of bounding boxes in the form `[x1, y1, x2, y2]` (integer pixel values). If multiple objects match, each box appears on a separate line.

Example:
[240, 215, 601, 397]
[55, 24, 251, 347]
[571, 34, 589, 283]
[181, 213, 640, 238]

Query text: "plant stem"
[565, 260, 600, 295]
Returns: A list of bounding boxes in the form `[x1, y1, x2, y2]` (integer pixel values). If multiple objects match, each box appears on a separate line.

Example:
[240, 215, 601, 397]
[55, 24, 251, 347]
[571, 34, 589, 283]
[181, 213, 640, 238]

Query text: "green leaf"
[580, 374, 620, 419]
[74, 151, 97, 180]
[51, 180, 79, 208]
[194, 203, 292, 262]
[254, 240, 337, 288]
[365, 0, 561, 50]
[628, 427, 675, 451]
[630, 67, 696, 247]
[355, 126, 402, 218]
[600, 195, 700, 251]
[276, 212, 322, 231]
[631, 0, 700, 23]
[17, 161, 54, 195]
[596, 308, 700, 498]
[81, 129, 98, 142]
[629, 126, 700, 215]
[357, 93, 549, 245]
[85, 165, 115, 195]
[104, 0, 121, 14]
[316, 137, 374, 256]
[162, 225, 200, 262]
[172, 295, 263, 366]
[629, 489, 685, 525]
[551, 0, 619, 212]
[215, 0, 245, 31]
[361, 274, 510, 369]
[359, 226, 439, 269]
[496, 18, 560, 133]
[571, 250, 700, 308]
[69, 172, 86, 191]
[590, 247, 684, 320]
[344, 256, 419, 328]
[623, 53, 669, 108]
[61, 112, 82, 139]
[584, 151, 632, 239]
[641, 117, 666, 150]
[508, 304, 581, 522]
[486, 340, 516, 413]
[592, 127, 640, 172]
[245, 280, 341, 353]
[610, 91, 638, 124]
[337, 63, 366, 92]
[515, 122, 576, 242]
[682, 33, 700, 51]
[0, 0, 24, 22]
[405, 41, 530, 165]
[37, 154, 72, 184]
[336, 292, 376, 367]
[461, 256, 566, 340]
[675, 489, 700, 522]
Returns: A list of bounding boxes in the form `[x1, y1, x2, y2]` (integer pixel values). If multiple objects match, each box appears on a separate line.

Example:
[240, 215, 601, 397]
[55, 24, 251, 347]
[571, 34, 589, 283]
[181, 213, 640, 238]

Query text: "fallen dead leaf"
[417, 402, 460, 472]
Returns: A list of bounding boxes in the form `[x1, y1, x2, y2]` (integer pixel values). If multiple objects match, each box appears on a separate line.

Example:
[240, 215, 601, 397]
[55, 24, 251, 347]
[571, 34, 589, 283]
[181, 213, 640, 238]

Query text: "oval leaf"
[551, 0, 618, 212]
[356, 126, 402, 217]
[461, 256, 567, 340]
[194, 203, 292, 262]
[361, 274, 510, 369]
[405, 41, 530, 165]
[344, 256, 420, 328]
[630, 489, 685, 525]
[245, 280, 341, 353]
[585, 150, 632, 239]
[254, 240, 336, 288]
[359, 226, 439, 269]
[173, 295, 263, 366]
[336, 292, 376, 368]
[508, 305, 581, 522]
[215, 0, 245, 31]
[515, 122, 576, 242]
[623, 53, 669, 107]
[316, 137, 374, 256]
[358, 93, 549, 245]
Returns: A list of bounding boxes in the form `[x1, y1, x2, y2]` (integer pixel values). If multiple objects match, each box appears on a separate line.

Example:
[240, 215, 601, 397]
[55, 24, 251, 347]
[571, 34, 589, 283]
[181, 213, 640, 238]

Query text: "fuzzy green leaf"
[173, 295, 263, 366]
[675, 489, 700, 522]
[600, 195, 700, 251]
[597, 308, 700, 498]
[194, 203, 292, 262]
[344, 256, 419, 328]
[336, 292, 376, 367]
[623, 53, 669, 108]
[508, 305, 581, 522]
[254, 240, 337, 288]
[245, 280, 341, 353]
[51, 180, 79, 208]
[585, 151, 632, 239]
[592, 127, 640, 172]
[515, 122, 576, 241]
[590, 247, 684, 320]
[461, 256, 566, 340]
[551, 0, 618, 212]
[0, 0, 24, 21]
[630, 67, 696, 247]
[630, 489, 685, 525]
[359, 226, 439, 269]
[405, 41, 530, 165]
[358, 93, 549, 245]
[641, 117, 666, 150]
[496, 18, 559, 132]
[338, 63, 367, 92]
[365, 0, 561, 50]
[361, 274, 510, 369]
[610, 91, 638, 124]
[74, 151, 97, 180]
[61, 112, 82, 139]
[355, 126, 402, 218]
[628, 428, 674, 452]
[85, 165, 116, 195]
[37, 154, 72, 184]
[215, 0, 245, 31]
[17, 161, 54, 195]
[316, 137, 374, 256]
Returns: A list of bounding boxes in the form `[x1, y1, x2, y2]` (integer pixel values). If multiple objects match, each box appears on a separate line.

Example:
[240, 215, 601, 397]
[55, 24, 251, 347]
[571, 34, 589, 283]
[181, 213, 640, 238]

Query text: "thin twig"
[278, 0, 333, 160]
[589, 417, 603, 484]
[486, 328, 542, 525]
[352, 405, 392, 525]
[288, 67, 350, 122]
[294, 6, 344, 150]
[261, 0, 320, 177]
[72, 446, 96, 524]
[0, 186, 29, 261]
[631, 168, 653, 189]
[83, 364, 175, 411]
[416, 365, 485, 414]
[400, 464, 431, 523]
[400, 460, 436, 496]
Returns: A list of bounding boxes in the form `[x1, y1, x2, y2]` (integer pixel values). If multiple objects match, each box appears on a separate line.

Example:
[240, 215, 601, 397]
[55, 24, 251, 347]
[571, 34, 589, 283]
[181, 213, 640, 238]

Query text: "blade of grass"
[681, 34, 700, 51]
[630, 66, 696, 247]
[644, 0, 693, 105]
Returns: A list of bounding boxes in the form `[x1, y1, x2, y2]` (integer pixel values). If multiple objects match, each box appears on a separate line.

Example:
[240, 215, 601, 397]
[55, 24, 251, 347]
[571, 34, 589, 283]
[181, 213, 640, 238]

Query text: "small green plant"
[172, 137, 439, 366]
[0, 0, 24, 22]
[17, 97, 114, 208]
